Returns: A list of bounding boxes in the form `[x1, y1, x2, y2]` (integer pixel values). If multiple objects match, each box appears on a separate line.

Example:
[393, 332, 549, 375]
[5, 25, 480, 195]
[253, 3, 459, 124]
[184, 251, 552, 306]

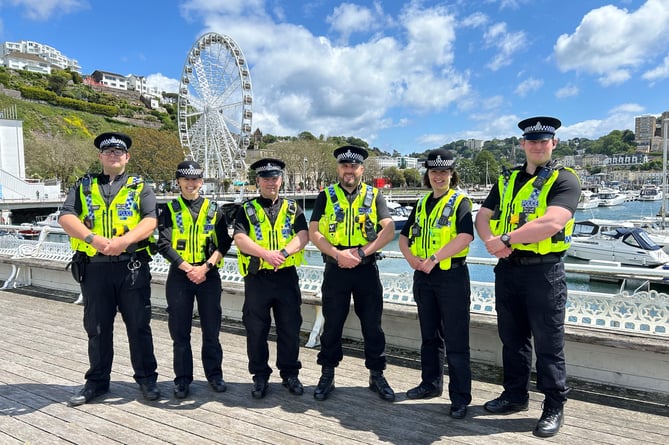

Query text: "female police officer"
[157, 160, 232, 399]
[398, 149, 473, 419]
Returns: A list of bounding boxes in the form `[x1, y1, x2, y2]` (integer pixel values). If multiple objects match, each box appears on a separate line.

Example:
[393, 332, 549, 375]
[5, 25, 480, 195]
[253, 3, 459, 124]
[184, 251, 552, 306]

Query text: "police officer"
[157, 160, 233, 399]
[475, 117, 581, 437]
[233, 158, 309, 399]
[59, 132, 160, 406]
[308, 145, 396, 402]
[398, 149, 473, 419]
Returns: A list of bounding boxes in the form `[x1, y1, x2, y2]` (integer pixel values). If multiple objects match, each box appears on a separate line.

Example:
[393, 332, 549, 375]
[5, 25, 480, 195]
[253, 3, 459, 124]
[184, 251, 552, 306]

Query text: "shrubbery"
[19, 86, 118, 116]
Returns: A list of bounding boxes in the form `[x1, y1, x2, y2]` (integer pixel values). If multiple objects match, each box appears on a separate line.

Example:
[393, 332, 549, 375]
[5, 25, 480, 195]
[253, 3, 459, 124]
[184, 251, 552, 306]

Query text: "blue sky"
[1, 0, 669, 154]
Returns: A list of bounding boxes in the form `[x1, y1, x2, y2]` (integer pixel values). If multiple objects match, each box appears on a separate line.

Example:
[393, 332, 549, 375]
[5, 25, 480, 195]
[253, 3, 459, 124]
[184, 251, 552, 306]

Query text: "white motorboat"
[567, 219, 669, 267]
[577, 190, 601, 210]
[387, 201, 412, 231]
[35, 210, 61, 228]
[597, 188, 626, 207]
[637, 184, 663, 201]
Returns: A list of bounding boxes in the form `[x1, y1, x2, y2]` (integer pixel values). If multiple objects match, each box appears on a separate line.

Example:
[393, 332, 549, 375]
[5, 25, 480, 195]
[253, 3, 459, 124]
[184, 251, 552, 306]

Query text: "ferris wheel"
[177, 33, 253, 185]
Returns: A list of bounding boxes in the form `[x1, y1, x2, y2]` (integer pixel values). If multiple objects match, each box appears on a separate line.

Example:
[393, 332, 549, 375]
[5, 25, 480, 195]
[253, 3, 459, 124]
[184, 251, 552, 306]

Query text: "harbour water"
[306, 198, 669, 295]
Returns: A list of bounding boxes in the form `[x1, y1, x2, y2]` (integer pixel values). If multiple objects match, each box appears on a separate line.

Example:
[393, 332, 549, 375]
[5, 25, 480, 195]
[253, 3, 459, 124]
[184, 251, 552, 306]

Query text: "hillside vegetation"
[0, 66, 652, 190]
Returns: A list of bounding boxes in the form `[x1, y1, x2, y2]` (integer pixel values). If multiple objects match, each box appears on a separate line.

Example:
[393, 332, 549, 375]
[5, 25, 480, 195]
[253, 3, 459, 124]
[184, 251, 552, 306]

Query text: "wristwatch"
[280, 248, 290, 258]
[357, 246, 366, 259]
[500, 233, 512, 248]
[429, 254, 439, 263]
[205, 261, 215, 270]
[84, 233, 95, 244]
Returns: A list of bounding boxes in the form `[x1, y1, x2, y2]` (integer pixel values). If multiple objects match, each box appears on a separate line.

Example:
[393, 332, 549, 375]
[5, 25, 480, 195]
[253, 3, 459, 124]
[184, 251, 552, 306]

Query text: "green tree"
[125, 128, 185, 183]
[47, 69, 72, 95]
[474, 151, 500, 185]
[383, 166, 405, 187]
[25, 132, 98, 188]
[403, 168, 421, 187]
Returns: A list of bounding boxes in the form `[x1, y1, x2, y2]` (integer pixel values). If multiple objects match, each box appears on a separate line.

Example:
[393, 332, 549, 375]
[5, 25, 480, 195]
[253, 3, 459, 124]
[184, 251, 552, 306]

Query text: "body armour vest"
[237, 198, 305, 276]
[408, 188, 470, 270]
[489, 165, 576, 254]
[70, 175, 154, 257]
[168, 196, 221, 265]
[317, 183, 379, 247]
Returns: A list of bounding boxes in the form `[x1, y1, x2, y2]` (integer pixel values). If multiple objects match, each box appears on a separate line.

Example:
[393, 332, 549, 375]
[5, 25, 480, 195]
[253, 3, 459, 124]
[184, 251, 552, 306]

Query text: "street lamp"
[302, 157, 308, 210]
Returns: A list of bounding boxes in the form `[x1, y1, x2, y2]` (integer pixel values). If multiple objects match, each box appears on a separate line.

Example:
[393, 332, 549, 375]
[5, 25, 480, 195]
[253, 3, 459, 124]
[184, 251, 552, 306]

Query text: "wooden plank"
[1, 289, 668, 445]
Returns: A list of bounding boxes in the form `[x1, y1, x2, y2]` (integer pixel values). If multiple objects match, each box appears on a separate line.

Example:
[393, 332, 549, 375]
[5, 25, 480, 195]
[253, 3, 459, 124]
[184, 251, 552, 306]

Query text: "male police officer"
[157, 160, 232, 399]
[59, 132, 160, 406]
[309, 145, 396, 402]
[475, 117, 580, 437]
[233, 158, 309, 399]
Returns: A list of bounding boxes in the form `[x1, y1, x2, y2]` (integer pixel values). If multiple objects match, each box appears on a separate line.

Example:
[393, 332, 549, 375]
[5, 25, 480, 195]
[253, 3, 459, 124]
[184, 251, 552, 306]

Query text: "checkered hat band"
[177, 168, 203, 176]
[256, 164, 281, 173]
[427, 158, 454, 168]
[337, 151, 364, 163]
[523, 122, 556, 134]
[98, 137, 127, 150]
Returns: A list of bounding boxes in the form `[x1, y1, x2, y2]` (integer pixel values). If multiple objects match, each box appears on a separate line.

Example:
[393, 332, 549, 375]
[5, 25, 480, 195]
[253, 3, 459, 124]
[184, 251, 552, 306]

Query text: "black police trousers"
[166, 266, 223, 385]
[80, 260, 158, 389]
[317, 261, 387, 371]
[242, 267, 302, 379]
[493, 259, 569, 409]
[413, 265, 472, 406]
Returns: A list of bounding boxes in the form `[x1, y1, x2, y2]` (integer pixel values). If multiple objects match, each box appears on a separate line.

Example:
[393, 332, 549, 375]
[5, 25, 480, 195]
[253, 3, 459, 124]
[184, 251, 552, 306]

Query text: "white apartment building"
[127, 74, 162, 98]
[2, 52, 51, 75]
[1, 40, 81, 74]
[372, 156, 419, 170]
[90, 70, 128, 90]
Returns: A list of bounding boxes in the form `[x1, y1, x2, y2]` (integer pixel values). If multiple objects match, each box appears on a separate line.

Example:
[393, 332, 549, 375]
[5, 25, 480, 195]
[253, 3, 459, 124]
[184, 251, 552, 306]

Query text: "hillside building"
[0, 40, 81, 74]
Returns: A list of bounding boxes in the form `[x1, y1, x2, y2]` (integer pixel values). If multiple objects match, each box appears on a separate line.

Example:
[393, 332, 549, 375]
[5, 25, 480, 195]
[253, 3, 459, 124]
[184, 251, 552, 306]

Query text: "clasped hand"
[263, 250, 287, 271]
[484, 236, 512, 258]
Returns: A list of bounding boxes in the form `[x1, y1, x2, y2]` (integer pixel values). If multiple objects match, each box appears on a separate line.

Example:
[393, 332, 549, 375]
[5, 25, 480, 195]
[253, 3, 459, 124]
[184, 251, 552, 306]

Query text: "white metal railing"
[0, 224, 667, 336]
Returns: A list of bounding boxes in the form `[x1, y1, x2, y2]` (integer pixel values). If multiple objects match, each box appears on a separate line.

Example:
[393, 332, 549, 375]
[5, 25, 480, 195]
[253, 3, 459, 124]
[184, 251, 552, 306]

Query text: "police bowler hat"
[251, 158, 285, 177]
[94, 132, 132, 151]
[518, 116, 561, 140]
[333, 145, 368, 164]
[425, 149, 456, 170]
[175, 160, 203, 179]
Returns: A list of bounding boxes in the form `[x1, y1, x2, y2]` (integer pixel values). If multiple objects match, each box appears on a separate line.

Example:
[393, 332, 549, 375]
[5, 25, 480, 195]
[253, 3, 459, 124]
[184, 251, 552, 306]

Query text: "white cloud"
[186, 2, 470, 143]
[6, 0, 88, 21]
[326, 3, 380, 41]
[145, 73, 179, 94]
[555, 83, 579, 98]
[483, 22, 526, 71]
[460, 12, 488, 28]
[554, 0, 669, 86]
[514, 77, 543, 97]
[599, 69, 632, 86]
[560, 103, 644, 139]
[642, 53, 669, 82]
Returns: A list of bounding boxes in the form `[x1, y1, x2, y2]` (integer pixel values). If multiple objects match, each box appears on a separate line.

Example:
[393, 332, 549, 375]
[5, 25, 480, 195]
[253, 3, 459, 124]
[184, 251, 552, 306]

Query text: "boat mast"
[663, 117, 668, 227]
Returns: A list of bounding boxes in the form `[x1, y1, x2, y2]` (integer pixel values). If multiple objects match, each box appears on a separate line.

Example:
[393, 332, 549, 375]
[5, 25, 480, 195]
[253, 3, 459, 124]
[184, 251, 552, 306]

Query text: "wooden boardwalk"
[0, 289, 667, 445]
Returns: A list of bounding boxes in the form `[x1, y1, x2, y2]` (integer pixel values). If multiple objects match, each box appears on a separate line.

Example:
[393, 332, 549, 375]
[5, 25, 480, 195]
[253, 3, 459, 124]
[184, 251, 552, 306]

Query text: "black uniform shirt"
[61, 171, 157, 219]
[233, 196, 308, 238]
[156, 196, 233, 266]
[400, 191, 474, 238]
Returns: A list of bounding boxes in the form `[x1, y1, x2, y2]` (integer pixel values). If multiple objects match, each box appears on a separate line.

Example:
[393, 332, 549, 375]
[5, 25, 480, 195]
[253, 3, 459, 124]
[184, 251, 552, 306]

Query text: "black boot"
[314, 367, 335, 401]
[369, 370, 395, 402]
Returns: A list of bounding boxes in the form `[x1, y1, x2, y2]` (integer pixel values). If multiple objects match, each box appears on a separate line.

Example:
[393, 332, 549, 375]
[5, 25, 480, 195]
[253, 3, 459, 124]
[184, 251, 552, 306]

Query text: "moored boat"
[567, 219, 669, 267]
